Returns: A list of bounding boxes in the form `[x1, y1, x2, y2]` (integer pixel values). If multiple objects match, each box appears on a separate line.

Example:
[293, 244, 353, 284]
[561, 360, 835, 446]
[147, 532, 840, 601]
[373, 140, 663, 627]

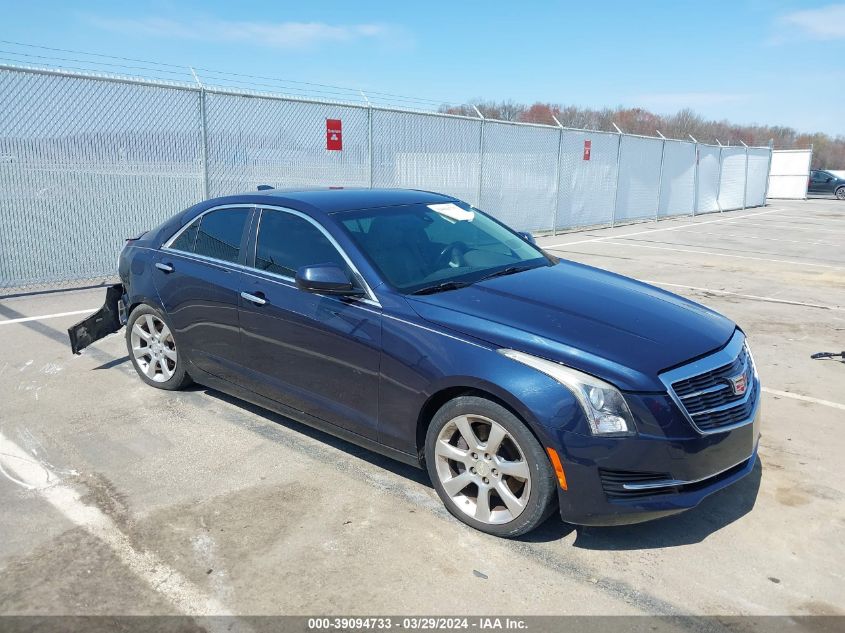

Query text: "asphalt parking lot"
[0, 198, 843, 618]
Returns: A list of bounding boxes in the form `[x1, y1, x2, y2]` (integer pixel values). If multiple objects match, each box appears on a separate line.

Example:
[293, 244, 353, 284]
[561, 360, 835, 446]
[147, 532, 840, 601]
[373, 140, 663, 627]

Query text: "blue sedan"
[69, 188, 761, 537]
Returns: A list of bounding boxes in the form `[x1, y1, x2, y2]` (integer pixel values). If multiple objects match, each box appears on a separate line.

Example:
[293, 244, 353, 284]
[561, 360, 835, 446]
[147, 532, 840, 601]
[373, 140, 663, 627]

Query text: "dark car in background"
[809, 170, 845, 199]
[69, 188, 761, 537]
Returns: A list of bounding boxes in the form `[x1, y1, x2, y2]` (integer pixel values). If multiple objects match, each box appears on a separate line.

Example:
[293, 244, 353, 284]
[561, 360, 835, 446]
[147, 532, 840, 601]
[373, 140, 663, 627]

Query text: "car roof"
[156, 188, 462, 245]
[206, 188, 459, 214]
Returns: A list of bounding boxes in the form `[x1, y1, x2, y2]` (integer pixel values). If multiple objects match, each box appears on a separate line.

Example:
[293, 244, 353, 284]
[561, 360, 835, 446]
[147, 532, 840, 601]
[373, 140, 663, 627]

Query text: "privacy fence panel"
[745, 148, 770, 207]
[768, 149, 811, 199]
[479, 122, 559, 232]
[696, 145, 722, 213]
[0, 65, 776, 291]
[205, 94, 369, 196]
[615, 136, 663, 222]
[0, 69, 204, 288]
[555, 131, 619, 230]
[718, 147, 747, 211]
[371, 110, 481, 205]
[658, 140, 696, 217]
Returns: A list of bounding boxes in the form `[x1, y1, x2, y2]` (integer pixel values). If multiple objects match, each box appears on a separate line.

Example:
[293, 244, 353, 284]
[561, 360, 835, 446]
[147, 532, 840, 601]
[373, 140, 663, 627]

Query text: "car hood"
[406, 261, 736, 392]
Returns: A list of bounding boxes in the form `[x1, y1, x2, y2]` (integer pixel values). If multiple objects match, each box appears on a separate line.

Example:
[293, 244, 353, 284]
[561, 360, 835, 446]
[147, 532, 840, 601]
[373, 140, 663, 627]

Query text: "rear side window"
[191, 208, 250, 263]
[169, 217, 200, 252]
[255, 209, 351, 279]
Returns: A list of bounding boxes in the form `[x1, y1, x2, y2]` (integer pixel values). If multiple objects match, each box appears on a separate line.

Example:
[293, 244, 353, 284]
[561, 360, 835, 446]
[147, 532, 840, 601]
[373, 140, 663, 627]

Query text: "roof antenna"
[257, 184, 274, 191]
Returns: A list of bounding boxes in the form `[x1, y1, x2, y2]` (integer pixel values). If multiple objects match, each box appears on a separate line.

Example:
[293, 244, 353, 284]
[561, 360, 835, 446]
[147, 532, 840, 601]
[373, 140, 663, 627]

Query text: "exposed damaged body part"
[68, 283, 125, 354]
[68, 187, 761, 538]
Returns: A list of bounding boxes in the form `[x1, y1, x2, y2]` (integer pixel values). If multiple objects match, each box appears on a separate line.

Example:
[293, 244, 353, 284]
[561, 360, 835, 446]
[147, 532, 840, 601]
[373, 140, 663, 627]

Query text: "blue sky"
[1, 0, 843, 135]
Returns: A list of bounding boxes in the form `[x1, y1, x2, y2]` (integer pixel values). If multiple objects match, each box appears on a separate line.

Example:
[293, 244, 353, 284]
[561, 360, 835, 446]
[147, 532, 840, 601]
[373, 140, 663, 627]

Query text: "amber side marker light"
[546, 447, 568, 490]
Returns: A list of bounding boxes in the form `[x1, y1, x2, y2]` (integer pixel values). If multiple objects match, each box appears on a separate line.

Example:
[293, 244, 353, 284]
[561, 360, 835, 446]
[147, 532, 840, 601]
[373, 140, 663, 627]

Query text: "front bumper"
[553, 394, 761, 526]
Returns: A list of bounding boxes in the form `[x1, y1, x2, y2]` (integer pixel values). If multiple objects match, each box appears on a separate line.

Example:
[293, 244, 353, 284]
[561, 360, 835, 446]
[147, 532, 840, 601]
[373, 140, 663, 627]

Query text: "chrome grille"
[661, 332, 759, 434]
[674, 346, 748, 410]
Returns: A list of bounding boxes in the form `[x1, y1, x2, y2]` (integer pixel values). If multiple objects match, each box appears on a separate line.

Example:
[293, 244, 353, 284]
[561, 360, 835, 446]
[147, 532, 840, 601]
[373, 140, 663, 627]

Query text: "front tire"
[835, 186, 845, 200]
[125, 304, 192, 390]
[425, 396, 557, 537]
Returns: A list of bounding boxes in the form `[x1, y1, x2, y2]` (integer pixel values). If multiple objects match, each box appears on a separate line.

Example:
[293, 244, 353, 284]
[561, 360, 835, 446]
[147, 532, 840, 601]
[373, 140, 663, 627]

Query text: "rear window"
[170, 208, 250, 264]
[169, 217, 200, 252]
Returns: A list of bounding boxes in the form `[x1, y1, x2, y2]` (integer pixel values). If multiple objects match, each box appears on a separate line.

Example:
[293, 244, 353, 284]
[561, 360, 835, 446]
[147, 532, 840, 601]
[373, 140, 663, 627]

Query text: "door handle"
[240, 291, 267, 306]
[155, 262, 174, 273]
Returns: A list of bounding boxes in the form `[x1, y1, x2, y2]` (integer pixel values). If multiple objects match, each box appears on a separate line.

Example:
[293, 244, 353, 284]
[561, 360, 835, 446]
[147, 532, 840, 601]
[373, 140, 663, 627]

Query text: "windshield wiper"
[412, 264, 541, 295]
[477, 264, 538, 282]
[411, 280, 474, 295]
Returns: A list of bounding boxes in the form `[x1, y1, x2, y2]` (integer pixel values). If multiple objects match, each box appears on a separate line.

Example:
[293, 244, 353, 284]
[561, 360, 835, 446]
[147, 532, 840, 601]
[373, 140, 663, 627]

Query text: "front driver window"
[255, 209, 354, 281]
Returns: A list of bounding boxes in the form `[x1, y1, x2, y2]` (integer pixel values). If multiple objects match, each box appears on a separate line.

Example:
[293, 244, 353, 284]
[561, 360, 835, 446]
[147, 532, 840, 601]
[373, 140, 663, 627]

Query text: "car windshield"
[338, 201, 551, 294]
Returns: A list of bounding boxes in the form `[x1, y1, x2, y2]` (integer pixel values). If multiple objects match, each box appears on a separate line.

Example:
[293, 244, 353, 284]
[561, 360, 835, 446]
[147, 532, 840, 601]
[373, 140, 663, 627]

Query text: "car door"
[237, 206, 381, 440]
[809, 171, 831, 194]
[819, 172, 837, 194]
[154, 205, 255, 384]
[808, 171, 819, 194]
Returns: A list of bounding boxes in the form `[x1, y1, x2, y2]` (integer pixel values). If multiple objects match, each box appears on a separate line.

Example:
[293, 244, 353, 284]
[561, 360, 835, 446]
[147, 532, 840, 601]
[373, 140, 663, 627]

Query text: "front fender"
[377, 310, 586, 455]
[421, 373, 583, 451]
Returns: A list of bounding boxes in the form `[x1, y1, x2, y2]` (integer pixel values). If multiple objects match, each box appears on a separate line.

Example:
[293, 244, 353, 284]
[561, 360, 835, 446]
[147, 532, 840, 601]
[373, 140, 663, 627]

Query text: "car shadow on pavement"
[523, 457, 763, 549]
[202, 388, 432, 488]
[92, 355, 130, 370]
[202, 387, 761, 548]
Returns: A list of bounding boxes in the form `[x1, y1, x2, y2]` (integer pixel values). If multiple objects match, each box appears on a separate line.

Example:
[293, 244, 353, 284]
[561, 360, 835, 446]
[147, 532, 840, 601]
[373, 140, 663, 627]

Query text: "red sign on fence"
[583, 140, 592, 161]
[326, 119, 343, 151]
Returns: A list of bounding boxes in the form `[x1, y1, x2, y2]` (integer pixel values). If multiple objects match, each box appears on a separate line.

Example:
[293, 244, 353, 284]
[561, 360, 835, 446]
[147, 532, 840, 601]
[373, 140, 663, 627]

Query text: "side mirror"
[827, 177, 834, 183]
[517, 231, 537, 245]
[295, 263, 364, 297]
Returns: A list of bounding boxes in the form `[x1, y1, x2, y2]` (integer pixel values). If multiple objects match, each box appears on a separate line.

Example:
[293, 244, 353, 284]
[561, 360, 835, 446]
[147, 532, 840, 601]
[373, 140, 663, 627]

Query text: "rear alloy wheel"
[425, 396, 557, 537]
[126, 305, 192, 390]
[836, 186, 845, 200]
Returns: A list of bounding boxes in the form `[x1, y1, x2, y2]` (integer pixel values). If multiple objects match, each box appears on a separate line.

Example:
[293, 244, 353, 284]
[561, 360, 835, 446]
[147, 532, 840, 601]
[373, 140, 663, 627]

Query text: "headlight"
[499, 349, 635, 436]
[744, 341, 758, 380]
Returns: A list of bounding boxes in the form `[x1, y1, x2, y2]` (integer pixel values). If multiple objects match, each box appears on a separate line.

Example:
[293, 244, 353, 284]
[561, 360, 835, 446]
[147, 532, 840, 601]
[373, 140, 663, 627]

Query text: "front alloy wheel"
[434, 414, 531, 524]
[425, 396, 557, 537]
[836, 187, 845, 200]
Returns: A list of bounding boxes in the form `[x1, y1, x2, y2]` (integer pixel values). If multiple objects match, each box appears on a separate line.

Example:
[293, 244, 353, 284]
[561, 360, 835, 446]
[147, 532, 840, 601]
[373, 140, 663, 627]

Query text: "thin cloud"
[87, 16, 404, 49]
[777, 4, 845, 41]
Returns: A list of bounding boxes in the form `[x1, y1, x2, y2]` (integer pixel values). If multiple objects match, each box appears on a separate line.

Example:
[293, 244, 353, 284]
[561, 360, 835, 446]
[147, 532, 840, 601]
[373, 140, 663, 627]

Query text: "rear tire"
[425, 396, 557, 537]
[125, 304, 192, 391]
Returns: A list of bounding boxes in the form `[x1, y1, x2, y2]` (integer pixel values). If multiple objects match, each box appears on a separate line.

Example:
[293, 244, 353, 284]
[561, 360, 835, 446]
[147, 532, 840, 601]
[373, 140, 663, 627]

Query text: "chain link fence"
[0, 65, 773, 292]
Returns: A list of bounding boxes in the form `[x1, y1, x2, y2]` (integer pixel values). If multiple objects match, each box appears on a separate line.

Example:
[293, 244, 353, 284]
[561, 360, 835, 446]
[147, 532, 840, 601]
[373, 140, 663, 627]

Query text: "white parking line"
[574, 241, 845, 270]
[759, 214, 845, 222]
[541, 208, 784, 248]
[722, 220, 845, 233]
[665, 229, 841, 247]
[0, 308, 94, 326]
[762, 388, 845, 411]
[638, 280, 843, 311]
[750, 215, 845, 224]
[0, 430, 239, 626]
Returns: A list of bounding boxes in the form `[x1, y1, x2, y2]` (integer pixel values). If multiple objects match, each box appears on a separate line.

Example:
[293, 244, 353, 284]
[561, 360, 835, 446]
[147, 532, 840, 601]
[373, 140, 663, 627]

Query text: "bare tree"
[498, 100, 526, 122]
[436, 99, 843, 168]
